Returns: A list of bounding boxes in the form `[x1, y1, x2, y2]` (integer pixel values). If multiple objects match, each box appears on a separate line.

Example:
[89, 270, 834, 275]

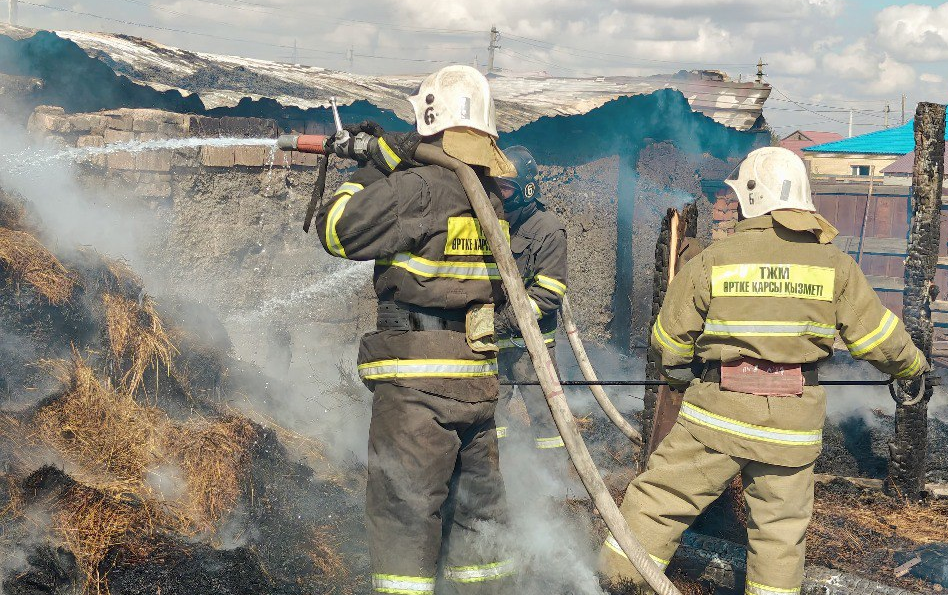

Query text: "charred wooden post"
[888, 102, 946, 500]
[641, 202, 699, 469]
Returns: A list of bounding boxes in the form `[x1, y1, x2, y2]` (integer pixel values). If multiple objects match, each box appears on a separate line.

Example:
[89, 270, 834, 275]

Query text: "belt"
[701, 360, 820, 386]
[377, 300, 467, 332]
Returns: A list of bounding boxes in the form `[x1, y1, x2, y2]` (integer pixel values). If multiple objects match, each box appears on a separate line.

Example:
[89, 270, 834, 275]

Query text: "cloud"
[769, 50, 818, 76]
[875, 3, 948, 62]
[822, 39, 916, 95]
[921, 72, 944, 84]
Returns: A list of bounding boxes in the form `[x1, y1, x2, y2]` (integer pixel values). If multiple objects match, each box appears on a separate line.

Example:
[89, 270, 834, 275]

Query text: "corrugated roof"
[779, 130, 843, 158]
[804, 120, 948, 155]
[0, 25, 769, 133]
[881, 147, 948, 175]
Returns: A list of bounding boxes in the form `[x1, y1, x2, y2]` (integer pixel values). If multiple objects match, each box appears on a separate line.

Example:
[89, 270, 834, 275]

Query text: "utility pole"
[848, 109, 853, 138]
[8, 0, 16, 26]
[755, 58, 767, 85]
[487, 25, 500, 74]
[347, 46, 354, 72]
[902, 94, 907, 125]
[885, 101, 891, 128]
[291, 39, 298, 64]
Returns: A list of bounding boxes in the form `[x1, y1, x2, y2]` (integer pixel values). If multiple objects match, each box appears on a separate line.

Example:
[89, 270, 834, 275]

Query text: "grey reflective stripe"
[534, 274, 566, 296]
[703, 320, 835, 338]
[372, 574, 435, 594]
[535, 436, 565, 449]
[847, 309, 897, 357]
[495, 426, 507, 439]
[443, 560, 516, 583]
[379, 252, 500, 280]
[746, 580, 800, 595]
[358, 358, 498, 380]
[680, 403, 822, 446]
[498, 329, 555, 350]
[603, 534, 669, 569]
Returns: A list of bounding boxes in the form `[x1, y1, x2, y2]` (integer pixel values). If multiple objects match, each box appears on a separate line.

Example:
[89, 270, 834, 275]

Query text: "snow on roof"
[40, 28, 769, 132]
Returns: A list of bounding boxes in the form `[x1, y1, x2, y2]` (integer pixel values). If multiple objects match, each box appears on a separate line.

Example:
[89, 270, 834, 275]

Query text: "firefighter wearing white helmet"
[315, 65, 516, 595]
[600, 146, 928, 594]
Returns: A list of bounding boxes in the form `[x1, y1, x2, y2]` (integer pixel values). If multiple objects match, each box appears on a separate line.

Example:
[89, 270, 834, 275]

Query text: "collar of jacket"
[504, 198, 539, 228]
[736, 210, 839, 244]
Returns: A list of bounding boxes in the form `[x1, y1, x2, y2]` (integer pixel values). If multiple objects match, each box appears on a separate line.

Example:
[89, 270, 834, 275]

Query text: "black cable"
[502, 379, 894, 386]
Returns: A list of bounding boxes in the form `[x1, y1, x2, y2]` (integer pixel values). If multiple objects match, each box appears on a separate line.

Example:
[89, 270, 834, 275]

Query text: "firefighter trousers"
[367, 382, 515, 595]
[496, 345, 564, 454]
[599, 423, 814, 595]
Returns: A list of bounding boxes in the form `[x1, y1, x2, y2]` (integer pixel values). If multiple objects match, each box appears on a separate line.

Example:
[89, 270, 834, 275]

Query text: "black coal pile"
[0, 188, 367, 595]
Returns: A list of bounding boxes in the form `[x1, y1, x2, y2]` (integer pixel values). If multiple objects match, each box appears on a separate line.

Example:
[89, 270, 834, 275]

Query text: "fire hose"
[561, 294, 644, 445]
[277, 128, 685, 595]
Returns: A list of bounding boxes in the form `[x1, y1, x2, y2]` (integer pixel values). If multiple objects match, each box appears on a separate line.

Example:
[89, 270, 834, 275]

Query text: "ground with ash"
[0, 189, 367, 595]
[0, 179, 946, 595]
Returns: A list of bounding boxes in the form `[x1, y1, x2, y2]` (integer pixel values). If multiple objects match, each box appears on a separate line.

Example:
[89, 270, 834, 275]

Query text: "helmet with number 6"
[724, 147, 815, 219]
[408, 65, 498, 138]
[498, 145, 541, 207]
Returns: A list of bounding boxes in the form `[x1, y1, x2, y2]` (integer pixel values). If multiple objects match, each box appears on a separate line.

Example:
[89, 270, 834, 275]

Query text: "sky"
[10, 0, 948, 138]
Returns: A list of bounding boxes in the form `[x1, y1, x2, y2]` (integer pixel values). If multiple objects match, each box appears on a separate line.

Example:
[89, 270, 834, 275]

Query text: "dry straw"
[35, 353, 166, 484]
[163, 416, 257, 530]
[102, 293, 177, 396]
[0, 227, 75, 304]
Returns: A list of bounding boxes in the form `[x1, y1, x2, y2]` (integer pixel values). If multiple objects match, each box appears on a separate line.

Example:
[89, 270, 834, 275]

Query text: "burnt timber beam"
[888, 102, 946, 501]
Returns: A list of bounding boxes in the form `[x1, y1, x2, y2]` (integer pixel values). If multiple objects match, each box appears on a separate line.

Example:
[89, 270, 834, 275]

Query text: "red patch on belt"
[719, 357, 803, 396]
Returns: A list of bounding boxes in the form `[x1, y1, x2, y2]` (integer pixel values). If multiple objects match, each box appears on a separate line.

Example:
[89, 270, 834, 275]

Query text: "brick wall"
[710, 189, 739, 240]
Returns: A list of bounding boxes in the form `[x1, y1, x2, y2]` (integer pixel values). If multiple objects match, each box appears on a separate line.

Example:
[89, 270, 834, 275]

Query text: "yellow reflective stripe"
[711, 263, 834, 302]
[703, 319, 835, 338]
[894, 351, 923, 379]
[535, 274, 566, 296]
[498, 329, 555, 350]
[358, 358, 498, 380]
[847, 309, 897, 357]
[443, 559, 515, 583]
[325, 183, 363, 258]
[652, 314, 694, 357]
[535, 436, 565, 449]
[746, 580, 800, 595]
[377, 252, 500, 281]
[334, 182, 364, 196]
[377, 137, 401, 171]
[372, 574, 435, 595]
[603, 534, 669, 569]
[680, 402, 822, 446]
[495, 426, 507, 439]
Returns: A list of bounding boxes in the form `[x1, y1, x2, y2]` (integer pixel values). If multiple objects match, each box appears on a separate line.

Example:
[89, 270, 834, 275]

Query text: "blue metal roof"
[803, 120, 948, 155]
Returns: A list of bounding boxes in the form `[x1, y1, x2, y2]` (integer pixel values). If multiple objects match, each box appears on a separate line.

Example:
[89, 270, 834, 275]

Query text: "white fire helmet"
[408, 65, 498, 138]
[724, 146, 815, 219]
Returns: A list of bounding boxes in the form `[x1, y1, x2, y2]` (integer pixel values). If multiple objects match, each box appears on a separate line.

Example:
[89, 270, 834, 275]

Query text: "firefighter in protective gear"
[600, 146, 929, 595]
[492, 146, 569, 456]
[315, 65, 517, 595]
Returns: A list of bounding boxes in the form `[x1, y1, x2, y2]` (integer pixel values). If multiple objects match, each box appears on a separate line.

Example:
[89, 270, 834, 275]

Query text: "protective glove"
[343, 120, 386, 138]
[367, 131, 422, 174]
[662, 363, 697, 390]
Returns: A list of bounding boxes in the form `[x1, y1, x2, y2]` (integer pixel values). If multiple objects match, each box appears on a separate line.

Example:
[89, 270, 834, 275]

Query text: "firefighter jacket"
[314, 150, 507, 403]
[495, 201, 568, 350]
[651, 210, 928, 467]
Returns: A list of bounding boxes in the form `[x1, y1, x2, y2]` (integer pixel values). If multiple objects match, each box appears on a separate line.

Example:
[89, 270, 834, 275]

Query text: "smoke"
[0, 119, 158, 270]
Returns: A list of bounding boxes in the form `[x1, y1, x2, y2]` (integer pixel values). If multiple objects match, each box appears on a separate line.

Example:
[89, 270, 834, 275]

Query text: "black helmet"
[499, 145, 540, 205]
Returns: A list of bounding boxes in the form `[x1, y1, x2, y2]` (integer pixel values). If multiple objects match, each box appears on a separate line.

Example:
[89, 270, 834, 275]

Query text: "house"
[802, 120, 948, 178]
[880, 147, 948, 187]
[779, 130, 843, 158]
